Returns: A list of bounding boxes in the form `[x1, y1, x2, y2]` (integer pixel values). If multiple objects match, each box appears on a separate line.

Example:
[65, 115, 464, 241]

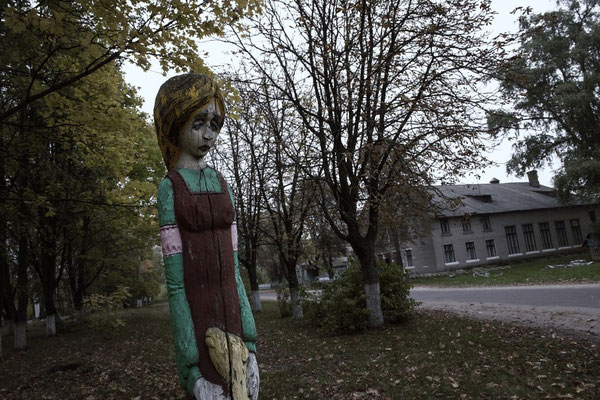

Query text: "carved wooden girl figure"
[154, 74, 259, 400]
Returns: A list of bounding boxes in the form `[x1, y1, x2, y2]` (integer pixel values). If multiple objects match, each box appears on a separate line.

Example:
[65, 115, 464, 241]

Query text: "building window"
[444, 244, 456, 263]
[486, 239, 496, 257]
[465, 242, 477, 260]
[522, 224, 537, 252]
[440, 218, 450, 234]
[404, 249, 414, 267]
[539, 222, 553, 249]
[505, 225, 521, 254]
[555, 220, 569, 247]
[481, 215, 492, 231]
[570, 219, 583, 244]
[462, 218, 472, 233]
[590, 210, 597, 223]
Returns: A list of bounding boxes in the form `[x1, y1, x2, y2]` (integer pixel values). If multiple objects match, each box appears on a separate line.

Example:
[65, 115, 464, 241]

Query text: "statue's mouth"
[199, 145, 210, 151]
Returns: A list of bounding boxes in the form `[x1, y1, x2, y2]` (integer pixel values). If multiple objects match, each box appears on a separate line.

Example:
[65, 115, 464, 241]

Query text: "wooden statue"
[154, 74, 259, 400]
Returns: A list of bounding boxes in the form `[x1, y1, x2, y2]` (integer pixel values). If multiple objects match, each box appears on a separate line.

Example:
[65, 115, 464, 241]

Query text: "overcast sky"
[123, 0, 558, 186]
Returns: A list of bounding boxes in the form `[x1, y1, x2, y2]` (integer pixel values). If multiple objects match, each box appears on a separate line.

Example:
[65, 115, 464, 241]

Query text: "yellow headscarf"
[154, 74, 226, 170]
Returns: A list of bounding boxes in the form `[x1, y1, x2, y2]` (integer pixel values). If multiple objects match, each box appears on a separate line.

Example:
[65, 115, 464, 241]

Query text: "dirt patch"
[419, 301, 600, 342]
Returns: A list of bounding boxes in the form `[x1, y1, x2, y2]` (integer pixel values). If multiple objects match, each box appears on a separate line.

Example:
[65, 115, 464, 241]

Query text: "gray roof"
[433, 182, 571, 217]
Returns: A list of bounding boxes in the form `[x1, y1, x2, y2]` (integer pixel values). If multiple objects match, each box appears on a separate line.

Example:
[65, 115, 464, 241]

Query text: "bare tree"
[223, 75, 316, 319]
[232, 0, 500, 326]
[218, 75, 270, 312]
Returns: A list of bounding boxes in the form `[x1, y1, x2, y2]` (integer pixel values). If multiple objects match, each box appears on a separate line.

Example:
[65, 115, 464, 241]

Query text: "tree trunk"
[0, 138, 13, 325]
[68, 247, 85, 311]
[46, 313, 56, 336]
[72, 286, 84, 312]
[43, 285, 58, 337]
[289, 287, 303, 320]
[0, 234, 14, 326]
[0, 318, 4, 359]
[352, 239, 384, 328]
[285, 259, 303, 320]
[247, 252, 262, 313]
[327, 255, 335, 279]
[14, 227, 29, 349]
[69, 217, 89, 311]
[39, 213, 58, 336]
[250, 291, 262, 313]
[42, 246, 58, 336]
[14, 320, 26, 350]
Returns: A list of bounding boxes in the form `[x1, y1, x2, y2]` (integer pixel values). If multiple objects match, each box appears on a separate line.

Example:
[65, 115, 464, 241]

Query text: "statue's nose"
[203, 129, 214, 140]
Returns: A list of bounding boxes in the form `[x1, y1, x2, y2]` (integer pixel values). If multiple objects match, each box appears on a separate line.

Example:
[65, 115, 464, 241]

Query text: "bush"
[305, 262, 417, 333]
[379, 262, 419, 323]
[83, 286, 131, 336]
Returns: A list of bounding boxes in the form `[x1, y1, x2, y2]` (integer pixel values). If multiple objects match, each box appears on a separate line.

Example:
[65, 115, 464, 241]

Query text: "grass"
[1, 301, 599, 399]
[410, 254, 600, 287]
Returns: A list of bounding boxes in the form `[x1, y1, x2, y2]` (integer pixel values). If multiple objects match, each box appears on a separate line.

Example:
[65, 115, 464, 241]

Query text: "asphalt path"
[410, 284, 600, 310]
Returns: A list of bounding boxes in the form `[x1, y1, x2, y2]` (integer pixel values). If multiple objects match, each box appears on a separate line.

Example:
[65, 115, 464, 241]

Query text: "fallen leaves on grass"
[2, 304, 600, 399]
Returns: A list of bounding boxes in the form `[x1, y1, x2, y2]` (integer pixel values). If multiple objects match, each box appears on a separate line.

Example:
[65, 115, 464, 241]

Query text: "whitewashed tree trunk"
[14, 321, 26, 349]
[365, 282, 384, 327]
[290, 287, 303, 320]
[251, 291, 262, 313]
[46, 314, 56, 336]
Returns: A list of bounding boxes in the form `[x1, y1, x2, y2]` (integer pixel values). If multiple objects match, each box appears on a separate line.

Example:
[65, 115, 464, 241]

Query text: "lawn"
[410, 254, 600, 287]
[1, 301, 599, 399]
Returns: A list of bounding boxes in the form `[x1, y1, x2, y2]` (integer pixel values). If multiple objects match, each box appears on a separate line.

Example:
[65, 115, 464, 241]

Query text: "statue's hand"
[247, 352, 260, 400]
[193, 376, 228, 400]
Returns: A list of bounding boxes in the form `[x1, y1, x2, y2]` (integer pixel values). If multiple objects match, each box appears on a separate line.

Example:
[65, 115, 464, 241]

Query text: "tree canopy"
[0, 0, 261, 124]
[491, 0, 600, 204]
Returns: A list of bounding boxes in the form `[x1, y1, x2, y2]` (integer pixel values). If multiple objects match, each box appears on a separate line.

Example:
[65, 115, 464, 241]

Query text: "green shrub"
[305, 264, 369, 333]
[379, 262, 419, 323]
[83, 286, 131, 336]
[305, 262, 417, 333]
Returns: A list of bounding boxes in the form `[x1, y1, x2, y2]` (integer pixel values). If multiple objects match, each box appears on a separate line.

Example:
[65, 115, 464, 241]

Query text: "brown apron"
[168, 169, 243, 397]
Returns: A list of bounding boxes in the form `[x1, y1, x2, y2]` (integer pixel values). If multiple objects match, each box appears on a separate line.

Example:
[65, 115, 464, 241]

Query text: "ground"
[1, 302, 599, 399]
[409, 255, 600, 343]
[419, 300, 599, 342]
[411, 284, 600, 340]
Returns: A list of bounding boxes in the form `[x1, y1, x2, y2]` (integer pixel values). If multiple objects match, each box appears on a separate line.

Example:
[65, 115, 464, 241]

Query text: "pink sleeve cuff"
[160, 225, 182, 257]
[231, 221, 238, 251]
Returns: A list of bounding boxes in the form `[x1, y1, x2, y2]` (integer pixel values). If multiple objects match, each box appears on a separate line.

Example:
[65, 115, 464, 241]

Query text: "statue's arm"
[227, 185, 258, 353]
[234, 247, 258, 352]
[158, 178, 201, 395]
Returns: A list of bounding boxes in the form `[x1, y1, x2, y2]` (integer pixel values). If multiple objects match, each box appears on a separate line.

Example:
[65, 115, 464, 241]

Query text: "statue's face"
[179, 99, 223, 163]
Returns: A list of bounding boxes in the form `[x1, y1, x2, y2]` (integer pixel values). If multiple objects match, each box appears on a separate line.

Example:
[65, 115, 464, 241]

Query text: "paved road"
[261, 284, 600, 309]
[410, 284, 600, 309]
[411, 284, 600, 340]
[259, 290, 277, 301]
[260, 284, 600, 339]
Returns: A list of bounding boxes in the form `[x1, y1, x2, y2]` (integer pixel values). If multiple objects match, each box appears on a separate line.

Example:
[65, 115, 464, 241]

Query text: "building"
[296, 256, 352, 284]
[380, 171, 599, 274]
